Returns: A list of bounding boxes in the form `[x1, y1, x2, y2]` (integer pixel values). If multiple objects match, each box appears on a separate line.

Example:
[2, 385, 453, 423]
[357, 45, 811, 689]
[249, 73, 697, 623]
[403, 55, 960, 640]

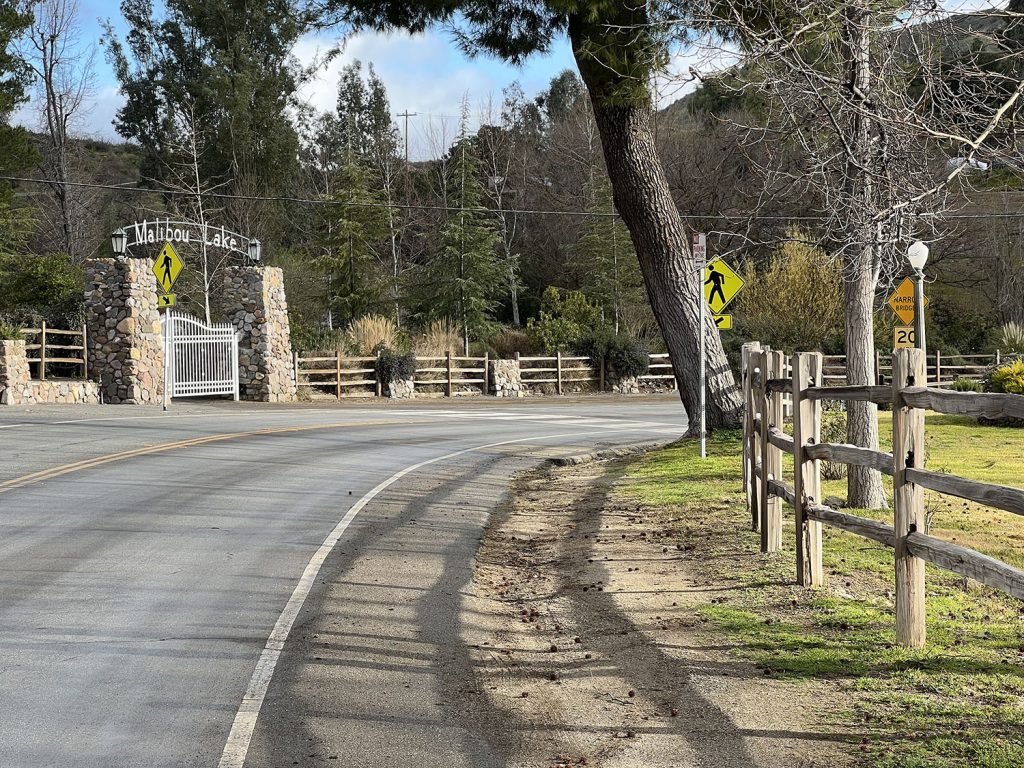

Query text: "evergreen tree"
[0, 0, 34, 254]
[321, 150, 390, 327]
[572, 178, 645, 334]
[421, 114, 503, 353]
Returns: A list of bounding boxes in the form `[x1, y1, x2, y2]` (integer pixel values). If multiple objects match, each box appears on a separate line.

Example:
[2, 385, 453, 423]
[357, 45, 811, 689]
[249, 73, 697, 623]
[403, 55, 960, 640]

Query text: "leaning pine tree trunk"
[570, 17, 742, 431]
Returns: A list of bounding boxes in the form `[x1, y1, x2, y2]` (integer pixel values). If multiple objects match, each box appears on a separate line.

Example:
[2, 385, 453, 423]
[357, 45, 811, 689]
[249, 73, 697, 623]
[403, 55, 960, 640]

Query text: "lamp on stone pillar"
[247, 239, 262, 266]
[111, 228, 127, 261]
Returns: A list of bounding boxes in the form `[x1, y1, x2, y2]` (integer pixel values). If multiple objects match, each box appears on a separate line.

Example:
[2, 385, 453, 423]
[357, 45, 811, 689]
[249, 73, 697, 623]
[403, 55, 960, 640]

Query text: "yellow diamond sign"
[886, 277, 928, 326]
[703, 257, 745, 314]
[153, 242, 184, 293]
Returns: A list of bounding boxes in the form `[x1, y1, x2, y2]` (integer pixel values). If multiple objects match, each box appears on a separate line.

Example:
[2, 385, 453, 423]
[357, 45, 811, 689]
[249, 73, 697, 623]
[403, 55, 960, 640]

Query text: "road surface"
[0, 397, 685, 767]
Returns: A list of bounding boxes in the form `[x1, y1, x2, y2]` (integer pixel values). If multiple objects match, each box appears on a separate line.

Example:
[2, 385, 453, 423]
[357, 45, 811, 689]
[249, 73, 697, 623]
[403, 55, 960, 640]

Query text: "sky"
[14, 0, 1000, 160]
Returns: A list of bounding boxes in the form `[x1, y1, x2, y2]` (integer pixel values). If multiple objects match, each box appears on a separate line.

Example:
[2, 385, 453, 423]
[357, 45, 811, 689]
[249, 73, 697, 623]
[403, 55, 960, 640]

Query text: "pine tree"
[321, 150, 390, 327]
[422, 114, 503, 354]
[0, 0, 34, 254]
[572, 178, 645, 334]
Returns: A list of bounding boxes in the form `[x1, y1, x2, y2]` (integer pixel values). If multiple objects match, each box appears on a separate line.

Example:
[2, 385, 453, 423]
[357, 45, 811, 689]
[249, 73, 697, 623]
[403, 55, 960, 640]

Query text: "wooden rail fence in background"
[742, 342, 1024, 648]
[294, 351, 677, 399]
[822, 350, 1006, 387]
[20, 323, 88, 380]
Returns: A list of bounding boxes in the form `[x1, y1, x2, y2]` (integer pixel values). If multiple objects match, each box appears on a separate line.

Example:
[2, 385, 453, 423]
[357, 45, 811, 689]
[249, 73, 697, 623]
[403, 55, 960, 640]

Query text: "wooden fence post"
[741, 342, 761, 528]
[82, 323, 89, 380]
[996, 349, 1001, 366]
[934, 350, 942, 386]
[893, 347, 927, 648]
[483, 352, 490, 395]
[599, 355, 605, 392]
[39, 320, 47, 380]
[793, 352, 824, 586]
[292, 351, 299, 392]
[446, 350, 453, 397]
[748, 347, 765, 532]
[335, 351, 342, 400]
[761, 350, 784, 553]
[556, 350, 563, 395]
[375, 350, 382, 397]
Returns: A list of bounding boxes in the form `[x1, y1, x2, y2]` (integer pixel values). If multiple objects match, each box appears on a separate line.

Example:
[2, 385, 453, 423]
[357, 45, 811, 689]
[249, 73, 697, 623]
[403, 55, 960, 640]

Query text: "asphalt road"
[0, 396, 686, 767]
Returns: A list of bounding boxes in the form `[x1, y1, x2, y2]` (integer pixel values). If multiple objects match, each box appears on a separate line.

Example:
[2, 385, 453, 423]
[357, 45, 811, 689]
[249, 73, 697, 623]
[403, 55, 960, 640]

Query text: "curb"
[548, 440, 674, 467]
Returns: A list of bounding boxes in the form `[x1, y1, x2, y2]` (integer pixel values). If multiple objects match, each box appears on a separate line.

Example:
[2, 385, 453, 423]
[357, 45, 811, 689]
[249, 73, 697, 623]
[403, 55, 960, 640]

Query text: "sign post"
[693, 232, 707, 459]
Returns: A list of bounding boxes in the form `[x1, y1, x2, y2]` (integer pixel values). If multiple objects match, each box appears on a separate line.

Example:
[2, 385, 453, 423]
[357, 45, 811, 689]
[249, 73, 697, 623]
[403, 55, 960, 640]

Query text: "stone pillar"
[0, 340, 32, 404]
[84, 259, 165, 405]
[221, 266, 296, 402]
[489, 358, 523, 397]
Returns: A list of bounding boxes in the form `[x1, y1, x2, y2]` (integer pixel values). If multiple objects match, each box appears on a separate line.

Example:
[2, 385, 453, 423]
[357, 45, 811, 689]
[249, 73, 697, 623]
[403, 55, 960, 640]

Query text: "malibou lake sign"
[125, 220, 252, 256]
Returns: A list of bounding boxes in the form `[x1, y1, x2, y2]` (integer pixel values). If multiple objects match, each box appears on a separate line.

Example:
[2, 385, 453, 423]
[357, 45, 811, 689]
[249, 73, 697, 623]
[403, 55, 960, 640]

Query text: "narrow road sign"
[894, 325, 916, 349]
[703, 257, 745, 314]
[887, 277, 928, 325]
[713, 314, 733, 330]
[158, 294, 176, 308]
[153, 242, 184, 294]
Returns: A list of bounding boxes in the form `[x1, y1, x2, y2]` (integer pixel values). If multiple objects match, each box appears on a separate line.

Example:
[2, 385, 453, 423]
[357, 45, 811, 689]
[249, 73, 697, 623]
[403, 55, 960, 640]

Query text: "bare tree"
[23, 0, 94, 261]
[681, 0, 1024, 506]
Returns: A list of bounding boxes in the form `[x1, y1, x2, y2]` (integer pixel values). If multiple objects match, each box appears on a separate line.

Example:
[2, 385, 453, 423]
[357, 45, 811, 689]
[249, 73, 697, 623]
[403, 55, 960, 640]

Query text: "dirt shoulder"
[464, 456, 856, 768]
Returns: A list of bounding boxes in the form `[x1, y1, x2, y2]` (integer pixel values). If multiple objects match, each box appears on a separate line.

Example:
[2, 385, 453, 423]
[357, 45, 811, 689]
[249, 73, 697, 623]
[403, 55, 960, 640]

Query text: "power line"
[5, 174, 1024, 221]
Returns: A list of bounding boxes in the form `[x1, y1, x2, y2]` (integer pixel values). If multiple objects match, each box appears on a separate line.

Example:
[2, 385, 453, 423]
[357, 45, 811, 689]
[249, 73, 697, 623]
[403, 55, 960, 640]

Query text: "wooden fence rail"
[822, 350, 1008, 387]
[20, 323, 88, 380]
[743, 342, 1024, 648]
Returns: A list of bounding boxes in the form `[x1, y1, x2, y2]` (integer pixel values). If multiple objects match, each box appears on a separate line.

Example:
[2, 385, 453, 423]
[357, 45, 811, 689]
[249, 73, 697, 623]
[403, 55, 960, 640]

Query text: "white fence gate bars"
[161, 311, 240, 403]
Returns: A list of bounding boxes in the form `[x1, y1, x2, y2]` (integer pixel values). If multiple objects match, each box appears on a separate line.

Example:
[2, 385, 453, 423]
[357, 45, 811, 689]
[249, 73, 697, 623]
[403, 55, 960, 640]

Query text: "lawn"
[615, 416, 1024, 768]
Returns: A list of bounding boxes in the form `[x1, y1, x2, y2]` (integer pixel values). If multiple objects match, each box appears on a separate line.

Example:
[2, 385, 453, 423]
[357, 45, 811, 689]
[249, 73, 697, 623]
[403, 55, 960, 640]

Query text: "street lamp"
[111, 228, 127, 260]
[247, 238, 262, 266]
[907, 240, 929, 357]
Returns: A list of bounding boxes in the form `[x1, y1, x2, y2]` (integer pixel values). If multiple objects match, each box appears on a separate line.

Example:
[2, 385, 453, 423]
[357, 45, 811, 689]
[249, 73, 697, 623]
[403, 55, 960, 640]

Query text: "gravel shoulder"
[464, 458, 856, 768]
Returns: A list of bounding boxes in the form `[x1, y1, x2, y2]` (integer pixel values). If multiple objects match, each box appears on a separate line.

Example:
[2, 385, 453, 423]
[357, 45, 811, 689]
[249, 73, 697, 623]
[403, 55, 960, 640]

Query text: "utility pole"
[397, 110, 417, 167]
[396, 110, 417, 330]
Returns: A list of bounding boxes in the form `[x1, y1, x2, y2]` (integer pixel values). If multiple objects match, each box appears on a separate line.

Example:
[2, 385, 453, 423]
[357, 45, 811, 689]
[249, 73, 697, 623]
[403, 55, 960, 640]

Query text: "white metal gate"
[161, 311, 240, 400]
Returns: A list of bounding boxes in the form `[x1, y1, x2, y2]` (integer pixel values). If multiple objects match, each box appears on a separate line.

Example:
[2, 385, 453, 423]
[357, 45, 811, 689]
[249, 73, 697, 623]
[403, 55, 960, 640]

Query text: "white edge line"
[216, 425, 673, 768]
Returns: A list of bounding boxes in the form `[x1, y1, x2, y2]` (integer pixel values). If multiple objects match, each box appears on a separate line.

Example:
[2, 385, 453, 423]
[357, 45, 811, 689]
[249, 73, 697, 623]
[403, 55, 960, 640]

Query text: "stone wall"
[0, 340, 32, 404]
[221, 266, 296, 402]
[0, 340, 100, 405]
[84, 259, 165, 405]
[387, 379, 415, 399]
[489, 359, 524, 397]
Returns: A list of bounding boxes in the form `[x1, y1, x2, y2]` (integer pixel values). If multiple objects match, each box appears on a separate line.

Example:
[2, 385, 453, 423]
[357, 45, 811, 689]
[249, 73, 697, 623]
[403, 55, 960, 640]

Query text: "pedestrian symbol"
[886, 277, 927, 326]
[703, 258, 745, 314]
[153, 242, 184, 294]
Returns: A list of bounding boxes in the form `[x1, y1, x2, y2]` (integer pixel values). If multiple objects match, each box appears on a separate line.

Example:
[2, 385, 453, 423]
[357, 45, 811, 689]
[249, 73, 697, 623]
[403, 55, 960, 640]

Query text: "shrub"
[346, 314, 398, 355]
[951, 377, 982, 392]
[990, 360, 1024, 395]
[0, 317, 23, 340]
[376, 347, 416, 383]
[607, 335, 650, 379]
[526, 287, 602, 353]
[489, 328, 534, 359]
[415, 318, 463, 357]
[1000, 322, 1024, 356]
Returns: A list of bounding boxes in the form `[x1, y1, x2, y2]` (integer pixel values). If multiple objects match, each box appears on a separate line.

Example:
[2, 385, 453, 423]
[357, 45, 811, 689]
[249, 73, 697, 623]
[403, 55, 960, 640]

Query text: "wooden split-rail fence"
[20, 323, 88, 380]
[822, 350, 1006, 386]
[742, 342, 1024, 648]
[294, 350, 677, 399]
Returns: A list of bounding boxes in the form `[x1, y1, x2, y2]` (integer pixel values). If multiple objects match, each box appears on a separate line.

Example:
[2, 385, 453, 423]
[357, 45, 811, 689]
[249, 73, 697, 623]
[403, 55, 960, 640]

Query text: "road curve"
[0, 398, 684, 767]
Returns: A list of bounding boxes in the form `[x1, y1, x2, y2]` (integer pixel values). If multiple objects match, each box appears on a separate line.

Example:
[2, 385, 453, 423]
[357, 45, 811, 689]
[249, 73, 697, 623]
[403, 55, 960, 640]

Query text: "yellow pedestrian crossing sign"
[704, 257, 745, 314]
[158, 294, 176, 308]
[153, 242, 184, 293]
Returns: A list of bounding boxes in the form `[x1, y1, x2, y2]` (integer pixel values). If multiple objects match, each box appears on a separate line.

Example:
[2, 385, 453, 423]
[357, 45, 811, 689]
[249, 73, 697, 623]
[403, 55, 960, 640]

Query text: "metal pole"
[699, 250, 707, 459]
[163, 311, 172, 411]
[914, 268, 927, 362]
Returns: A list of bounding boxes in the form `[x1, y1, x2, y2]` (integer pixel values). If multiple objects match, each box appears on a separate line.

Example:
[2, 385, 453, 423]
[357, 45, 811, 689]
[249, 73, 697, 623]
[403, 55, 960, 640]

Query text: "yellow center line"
[0, 419, 429, 494]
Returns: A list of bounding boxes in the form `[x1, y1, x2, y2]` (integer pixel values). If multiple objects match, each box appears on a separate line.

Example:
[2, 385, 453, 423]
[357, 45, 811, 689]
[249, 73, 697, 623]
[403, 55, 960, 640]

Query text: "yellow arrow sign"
[713, 314, 733, 330]
[153, 242, 184, 293]
[158, 293, 176, 308]
[703, 257, 745, 314]
[886, 277, 928, 326]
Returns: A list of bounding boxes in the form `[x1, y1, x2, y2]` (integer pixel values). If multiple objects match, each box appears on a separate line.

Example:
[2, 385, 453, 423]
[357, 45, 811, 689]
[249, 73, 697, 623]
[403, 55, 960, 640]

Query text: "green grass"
[615, 422, 1024, 768]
